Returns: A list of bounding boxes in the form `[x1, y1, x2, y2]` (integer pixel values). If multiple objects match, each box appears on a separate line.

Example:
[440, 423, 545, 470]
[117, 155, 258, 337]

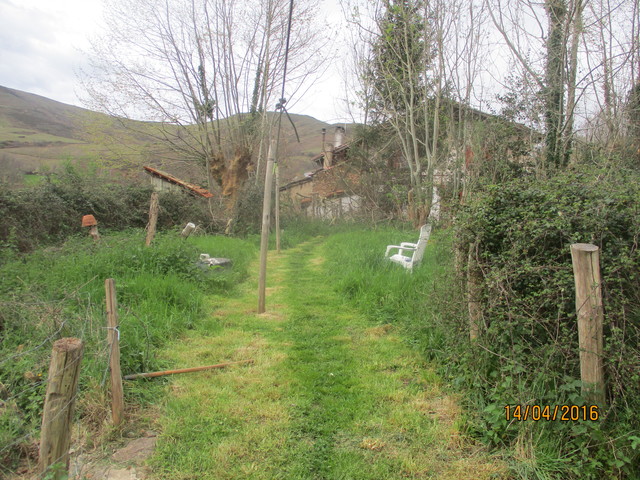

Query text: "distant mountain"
[0, 85, 93, 142]
[0, 85, 356, 187]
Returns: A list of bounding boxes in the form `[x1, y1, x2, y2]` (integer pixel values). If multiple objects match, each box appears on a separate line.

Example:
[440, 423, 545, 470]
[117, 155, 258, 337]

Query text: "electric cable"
[274, 0, 299, 163]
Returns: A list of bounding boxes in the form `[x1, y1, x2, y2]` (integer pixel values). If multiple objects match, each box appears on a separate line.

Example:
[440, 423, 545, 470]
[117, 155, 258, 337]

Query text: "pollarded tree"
[82, 0, 325, 216]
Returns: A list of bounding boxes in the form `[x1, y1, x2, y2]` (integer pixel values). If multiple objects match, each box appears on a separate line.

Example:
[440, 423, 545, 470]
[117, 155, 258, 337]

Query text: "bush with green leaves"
[0, 164, 214, 259]
[456, 166, 640, 478]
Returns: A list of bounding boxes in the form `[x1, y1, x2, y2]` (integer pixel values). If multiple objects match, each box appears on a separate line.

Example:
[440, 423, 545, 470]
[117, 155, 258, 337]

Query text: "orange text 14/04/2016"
[504, 404, 600, 422]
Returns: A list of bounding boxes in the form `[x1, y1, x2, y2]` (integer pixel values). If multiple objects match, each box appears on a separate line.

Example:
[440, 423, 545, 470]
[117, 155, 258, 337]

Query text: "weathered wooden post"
[570, 243, 606, 406]
[145, 192, 159, 247]
[258, 141, 276, 314]
[467, 243, 482, 341]
[82, 215, 100, 242]
[105, 278, 124, 424]
[38, 338, 84, 479]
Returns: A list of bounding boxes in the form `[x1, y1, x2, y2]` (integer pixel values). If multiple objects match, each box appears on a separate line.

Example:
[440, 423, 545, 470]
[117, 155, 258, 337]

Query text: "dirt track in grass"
[149, 238, 507, 479]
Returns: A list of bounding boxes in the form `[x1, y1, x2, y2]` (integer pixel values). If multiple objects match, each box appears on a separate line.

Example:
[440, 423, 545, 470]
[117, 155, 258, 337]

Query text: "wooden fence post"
[105, 278, 124, 424]
[570, 243, 606, 406]
[38, 338, 84, 479]
[467, 242, 482, 341]
[145, 191, 159, 247]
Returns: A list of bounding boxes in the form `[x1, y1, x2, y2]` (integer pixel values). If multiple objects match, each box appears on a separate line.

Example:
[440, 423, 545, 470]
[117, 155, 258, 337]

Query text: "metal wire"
[273, 0, 298, 162]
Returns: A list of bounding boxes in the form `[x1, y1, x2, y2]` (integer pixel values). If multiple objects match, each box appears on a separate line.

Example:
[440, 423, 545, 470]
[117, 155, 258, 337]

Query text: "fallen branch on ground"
[123, 359, 255, 380]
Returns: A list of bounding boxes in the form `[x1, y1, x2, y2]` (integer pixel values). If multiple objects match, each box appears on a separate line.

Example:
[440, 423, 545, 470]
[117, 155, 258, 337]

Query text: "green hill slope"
[0, 86, 356, 187]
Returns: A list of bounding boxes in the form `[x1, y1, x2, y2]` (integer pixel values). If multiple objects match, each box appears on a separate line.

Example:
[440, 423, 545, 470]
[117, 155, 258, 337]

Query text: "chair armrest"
[401, 242, 417, 248]
[385, 244, 416, 257]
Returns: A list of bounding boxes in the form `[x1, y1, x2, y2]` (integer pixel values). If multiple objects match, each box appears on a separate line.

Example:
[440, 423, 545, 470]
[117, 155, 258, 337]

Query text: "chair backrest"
[410, 224, 432, 267]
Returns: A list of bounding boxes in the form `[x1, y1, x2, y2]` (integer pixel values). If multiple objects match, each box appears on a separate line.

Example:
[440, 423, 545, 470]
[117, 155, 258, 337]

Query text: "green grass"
[0, 126, 79, 144]
[22, 173, 46, 186]
[150, 230, 506, 479]
[0, 229, 257, 473]
[322, 227, 464, 360]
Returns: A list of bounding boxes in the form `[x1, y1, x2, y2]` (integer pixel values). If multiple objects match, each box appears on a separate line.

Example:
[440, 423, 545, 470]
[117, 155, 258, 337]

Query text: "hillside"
[0, 85, 355, 187]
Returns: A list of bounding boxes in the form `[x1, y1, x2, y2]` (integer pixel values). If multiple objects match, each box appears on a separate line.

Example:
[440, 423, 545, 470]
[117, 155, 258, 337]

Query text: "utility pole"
[258, 141, 276, 313]
[275, 162, 281, 253]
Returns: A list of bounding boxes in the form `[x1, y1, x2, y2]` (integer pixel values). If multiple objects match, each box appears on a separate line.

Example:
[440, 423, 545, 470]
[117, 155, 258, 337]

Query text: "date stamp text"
[504, 404, 600, 421]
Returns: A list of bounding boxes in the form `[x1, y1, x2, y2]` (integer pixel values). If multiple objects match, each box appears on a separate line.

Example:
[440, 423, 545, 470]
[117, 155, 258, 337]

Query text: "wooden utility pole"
[258, 142, 276, 313]
[105, 278, 124, 424]
[145, 192, 159, 247]
[275, 163, 281, 253]
[38, 338, 84, 479]
[570, 243, 606, 406]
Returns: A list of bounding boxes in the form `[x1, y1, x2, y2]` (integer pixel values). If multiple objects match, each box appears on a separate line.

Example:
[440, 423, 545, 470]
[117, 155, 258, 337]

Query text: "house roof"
[280, 142, 353, 192]
[143, 166, 214, 198]
[312, 143, 351, 167]
[279, 172, 317, 192]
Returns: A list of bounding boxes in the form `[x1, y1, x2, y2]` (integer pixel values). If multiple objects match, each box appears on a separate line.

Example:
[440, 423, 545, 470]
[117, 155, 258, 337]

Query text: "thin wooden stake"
[467, 242, 482, 341]
[89, 225, 101, 242]
[258, 141, 275, 314]
[105, 278, 124, 425]
[145, 191, 159, 247]
[123, 359, 255, 380]
[570, 243, 606, 406]
[38, 338, 84, 479]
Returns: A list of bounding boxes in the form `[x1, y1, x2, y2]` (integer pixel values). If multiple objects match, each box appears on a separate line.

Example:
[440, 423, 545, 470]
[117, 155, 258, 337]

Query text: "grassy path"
[150, 238, 506, 479]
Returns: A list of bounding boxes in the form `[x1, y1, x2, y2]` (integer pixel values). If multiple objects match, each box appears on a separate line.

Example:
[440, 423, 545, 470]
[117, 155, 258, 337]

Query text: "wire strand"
[274, 0, 297, 162]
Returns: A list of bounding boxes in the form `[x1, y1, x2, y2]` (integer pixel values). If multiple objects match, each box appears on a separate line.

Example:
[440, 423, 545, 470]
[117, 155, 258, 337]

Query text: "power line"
[274, 0, 299, 158]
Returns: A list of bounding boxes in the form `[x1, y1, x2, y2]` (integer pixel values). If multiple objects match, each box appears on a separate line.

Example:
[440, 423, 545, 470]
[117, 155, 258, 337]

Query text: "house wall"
[312, 164, 360, 198]
[150, 176, 183, 194]
[281, 147, 364, 220]
[281, 179, 314, 212]
[310, 194, 361, 220]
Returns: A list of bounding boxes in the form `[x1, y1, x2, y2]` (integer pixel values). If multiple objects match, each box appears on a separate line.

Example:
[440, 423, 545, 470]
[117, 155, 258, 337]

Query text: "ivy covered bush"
[456, 166, 640, 478]
[0, 165, 213, 259]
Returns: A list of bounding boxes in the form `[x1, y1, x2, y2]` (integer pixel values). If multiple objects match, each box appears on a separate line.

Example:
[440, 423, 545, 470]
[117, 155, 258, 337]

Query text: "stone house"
[279, 127, 363, 220]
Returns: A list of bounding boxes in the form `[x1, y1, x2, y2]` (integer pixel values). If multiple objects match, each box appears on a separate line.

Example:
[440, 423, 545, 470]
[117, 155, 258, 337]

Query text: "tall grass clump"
[322, 226, 462, 359]
[0, 229, 256, 471]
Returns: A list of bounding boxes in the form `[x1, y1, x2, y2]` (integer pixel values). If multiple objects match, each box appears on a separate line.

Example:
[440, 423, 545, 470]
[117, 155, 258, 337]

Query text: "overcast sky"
[0, 0, 353, 124]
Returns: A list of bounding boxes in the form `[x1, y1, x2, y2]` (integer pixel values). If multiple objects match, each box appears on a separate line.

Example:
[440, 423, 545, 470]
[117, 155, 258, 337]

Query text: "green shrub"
[0, 167, 214, 259]
[455, 166, 640, 478]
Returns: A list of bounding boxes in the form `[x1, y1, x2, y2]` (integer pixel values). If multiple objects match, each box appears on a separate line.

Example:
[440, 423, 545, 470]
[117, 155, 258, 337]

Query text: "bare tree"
[82, 0, 325, 215]
[486, 0, 640, 168]
[351, 0, 449, 225]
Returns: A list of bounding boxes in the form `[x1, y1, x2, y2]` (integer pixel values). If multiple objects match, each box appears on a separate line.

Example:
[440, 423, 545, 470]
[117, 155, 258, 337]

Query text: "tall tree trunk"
[564, 0, 583, 166]
[545, 0, 567, 169]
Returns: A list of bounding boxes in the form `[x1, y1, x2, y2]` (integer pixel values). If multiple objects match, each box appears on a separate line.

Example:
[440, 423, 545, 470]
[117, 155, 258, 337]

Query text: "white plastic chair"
[384, 224, 432, 271]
